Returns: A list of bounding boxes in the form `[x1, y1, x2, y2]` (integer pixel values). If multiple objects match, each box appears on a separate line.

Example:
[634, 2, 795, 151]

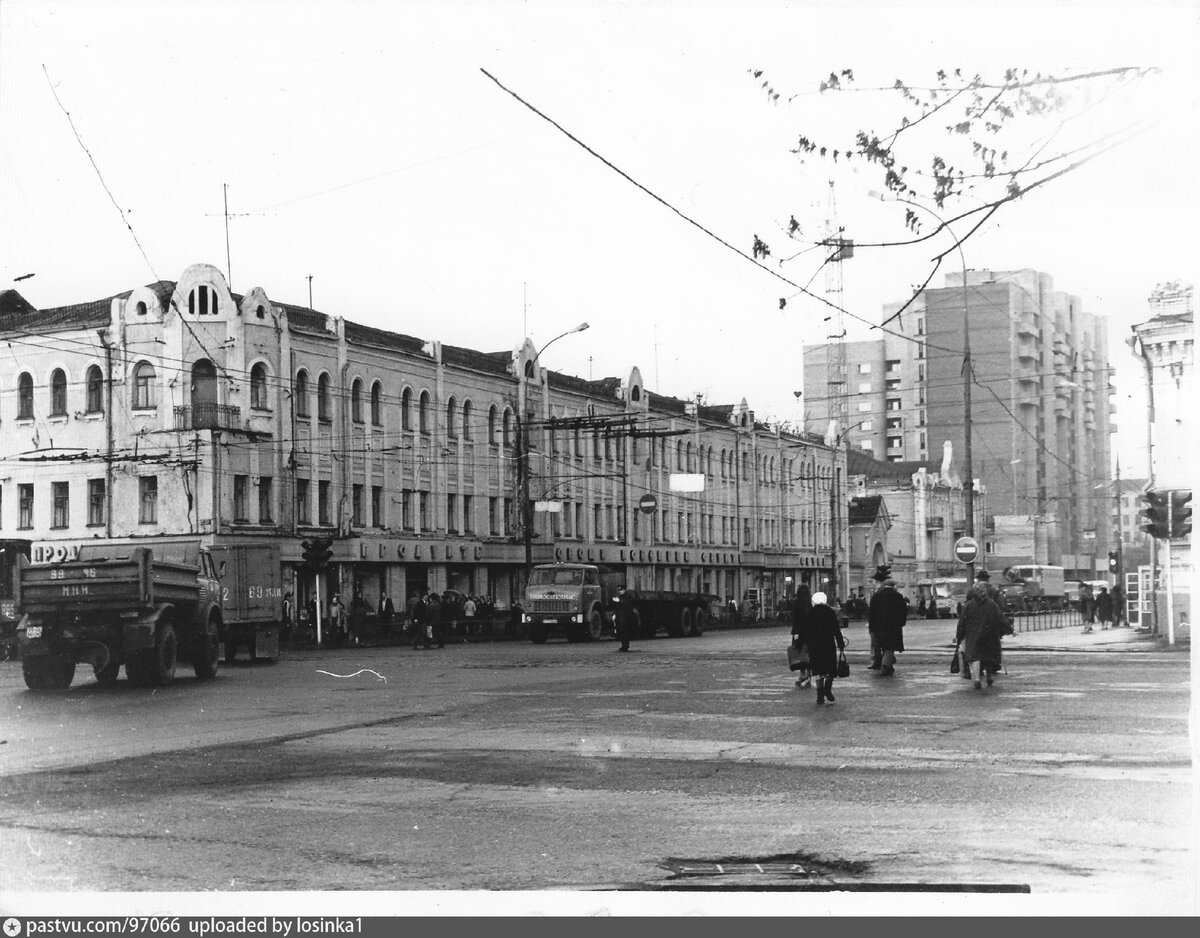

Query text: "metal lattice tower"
[823, 181, 849, 434]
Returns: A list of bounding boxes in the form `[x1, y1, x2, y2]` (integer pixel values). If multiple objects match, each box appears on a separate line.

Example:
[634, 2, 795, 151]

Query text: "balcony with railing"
[173, 403, 242, 430]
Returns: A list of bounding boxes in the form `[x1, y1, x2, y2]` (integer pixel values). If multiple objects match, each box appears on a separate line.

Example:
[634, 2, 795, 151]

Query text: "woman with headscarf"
[955, 581, 1010, 690]
[806, 592, 846, 705]
[789, 584, 814, 688]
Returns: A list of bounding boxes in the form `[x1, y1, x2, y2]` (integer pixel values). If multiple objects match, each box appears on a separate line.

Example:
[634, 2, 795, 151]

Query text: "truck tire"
[93, 659, 121, 686]
[23, 654, 76, 691]
[691, 608, 708, 636]
[666, 608, 686, 638]
[129, 622, 178, 687]
[194, 617, 221, 680]
[585, 608, 605, 642]
[530, 623, 549, 644]
[632, 608, 652, 640]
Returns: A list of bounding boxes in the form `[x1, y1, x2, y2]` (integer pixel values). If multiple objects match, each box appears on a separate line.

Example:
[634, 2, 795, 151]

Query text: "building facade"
[804, 268, 1115, 578]
[0, 264, 848, 622]
[1129, 281, 1193, 642]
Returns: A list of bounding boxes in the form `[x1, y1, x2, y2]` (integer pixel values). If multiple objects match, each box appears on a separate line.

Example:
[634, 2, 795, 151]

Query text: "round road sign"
[953, 536, 980, 564]
[638, 494, 658, 514]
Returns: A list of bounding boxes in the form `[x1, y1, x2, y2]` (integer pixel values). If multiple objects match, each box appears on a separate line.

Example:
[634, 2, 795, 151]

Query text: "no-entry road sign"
[639, 494, 658, 514]
[953, 536, 980, 564]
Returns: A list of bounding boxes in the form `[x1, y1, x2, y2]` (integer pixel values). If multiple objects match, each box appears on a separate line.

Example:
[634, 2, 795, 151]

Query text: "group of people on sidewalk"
[789, 564, 1020, 704]
[1078, 581, 1126, 633]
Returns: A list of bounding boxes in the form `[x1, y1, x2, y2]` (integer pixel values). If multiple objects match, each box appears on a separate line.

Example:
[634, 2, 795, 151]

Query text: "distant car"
[997, 582, 1029, 615]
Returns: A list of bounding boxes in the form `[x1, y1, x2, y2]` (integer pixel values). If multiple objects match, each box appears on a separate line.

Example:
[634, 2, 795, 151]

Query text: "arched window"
[317, 373, 331, 422]
[187, 284, 215, 316]
[351, 378, 364, 423]
[50, 368, 67, 416]
[250, 363, 269, 410]
[630, 385, 641, 402]
[487, 405, 498, 445]
[133, 362, 157, 410]
[676, 441, 684, 470]
[86, 365, 104, 414]
[370, 381, 383, 427]
[419, 391, 430, 434]
[401, 387, 413, 431]
[685, 441, 694, 473]
[502, 408, 514, 448]
[446, 396, 458, 439]
[462, 400, 472, 440]
[294, 369, 310, 417]
[17, 372, 33, 419]
[136, 300, 148, 316]
[524, 360, 536, 379]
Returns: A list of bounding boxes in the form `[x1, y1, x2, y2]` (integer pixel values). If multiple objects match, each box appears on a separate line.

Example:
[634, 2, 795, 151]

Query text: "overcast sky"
[2, 0, 1197, 478]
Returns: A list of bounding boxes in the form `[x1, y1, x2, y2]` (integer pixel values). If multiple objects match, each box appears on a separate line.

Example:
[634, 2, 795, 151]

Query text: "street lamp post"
[518, 322, 590, 571]
[870, 191, 976, 586]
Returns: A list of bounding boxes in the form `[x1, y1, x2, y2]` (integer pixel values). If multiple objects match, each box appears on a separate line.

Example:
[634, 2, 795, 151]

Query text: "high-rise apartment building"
[804, 269, 1114, 577]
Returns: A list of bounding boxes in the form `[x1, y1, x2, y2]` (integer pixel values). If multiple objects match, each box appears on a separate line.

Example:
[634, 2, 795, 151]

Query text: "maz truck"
[522, 561, 714, 643]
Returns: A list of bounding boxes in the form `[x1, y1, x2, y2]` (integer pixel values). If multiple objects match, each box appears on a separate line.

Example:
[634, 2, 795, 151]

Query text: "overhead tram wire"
[479, 68, 963, 360]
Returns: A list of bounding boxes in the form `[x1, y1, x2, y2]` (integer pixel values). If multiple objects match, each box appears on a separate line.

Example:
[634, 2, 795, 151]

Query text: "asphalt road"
[0, 619, 1194, 916]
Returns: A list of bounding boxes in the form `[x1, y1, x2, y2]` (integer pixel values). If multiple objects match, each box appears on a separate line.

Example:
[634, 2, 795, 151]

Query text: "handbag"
[836, 651, 850, 678]
[787, 643, 808, 672]
[950, 644, 961, 674]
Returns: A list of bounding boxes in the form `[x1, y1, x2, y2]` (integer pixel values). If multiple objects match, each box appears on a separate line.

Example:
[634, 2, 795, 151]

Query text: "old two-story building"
[0, 263, 847, 622]
[844, 442, 987, 597]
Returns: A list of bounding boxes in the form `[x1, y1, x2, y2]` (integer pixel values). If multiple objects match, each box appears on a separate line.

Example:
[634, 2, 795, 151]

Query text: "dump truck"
[15, 542, 223, 690]
[521, 561, 714, 643]
[1001, 564, 1067, 611]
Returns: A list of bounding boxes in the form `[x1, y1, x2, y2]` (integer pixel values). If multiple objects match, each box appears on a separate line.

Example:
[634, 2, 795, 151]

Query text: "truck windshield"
[529, 568, 584, 586]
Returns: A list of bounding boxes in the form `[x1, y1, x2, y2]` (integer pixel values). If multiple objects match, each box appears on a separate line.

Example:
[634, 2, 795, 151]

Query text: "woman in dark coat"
[955, 582, 1010, 690]
[807, 592, 846, 705]
[789, 584, 814, 688]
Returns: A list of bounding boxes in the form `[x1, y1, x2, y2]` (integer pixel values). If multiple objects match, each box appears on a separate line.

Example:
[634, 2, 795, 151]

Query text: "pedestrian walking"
[1078, 581, 1095, 632]
[807, 592, 845, 705]
[955, 581, 1012, 690]
[1111, 582, 1127, 627]
[428, 593, 446, 648]
[410, 592, 431, 649]
[329, 593, 346, 647]
[377, 591, 395, 640]
[613, 586, 635, 652]
[867, 567, 907, 676]
[1095, 586, 1114, 630]
[281, 591, 295, 642]
[348, 591, 369, 646]
[462, 595, 477, 637]
[789, 583, 813, 687]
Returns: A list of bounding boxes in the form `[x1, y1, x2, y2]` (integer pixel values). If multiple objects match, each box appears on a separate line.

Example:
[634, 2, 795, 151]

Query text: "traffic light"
[1107, 550, 1119, 572]
[1139, 491, 1171, 539]
[1172, 489, 1192, 539]
[301, 537, 334, 570]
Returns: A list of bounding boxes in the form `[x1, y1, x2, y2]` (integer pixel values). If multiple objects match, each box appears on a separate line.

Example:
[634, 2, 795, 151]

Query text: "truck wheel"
[193, 617, 221, 680]
[130, 623, 178, 686]
[691, 608, 708, 637]
[530, 623, 548, 644]
[93, 659, 121, 686]
[666, 609, 685, 638]
[632, 609, 652, 640]
[23, 653, 75, 691]
[585, 608, 605, 642]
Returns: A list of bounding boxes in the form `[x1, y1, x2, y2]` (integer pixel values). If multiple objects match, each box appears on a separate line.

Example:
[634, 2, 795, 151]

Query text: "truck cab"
[522, 563, 608, 643]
